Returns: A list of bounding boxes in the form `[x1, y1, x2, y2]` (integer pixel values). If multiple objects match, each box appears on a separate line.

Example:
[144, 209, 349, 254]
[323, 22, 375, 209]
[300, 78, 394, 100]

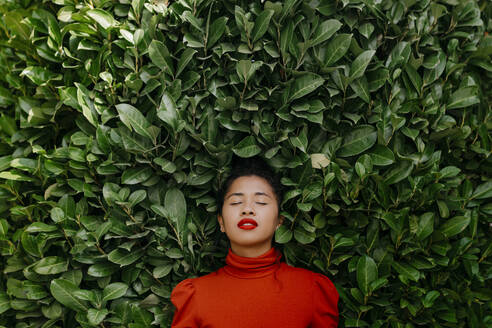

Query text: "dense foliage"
[0, 0, 491, 327]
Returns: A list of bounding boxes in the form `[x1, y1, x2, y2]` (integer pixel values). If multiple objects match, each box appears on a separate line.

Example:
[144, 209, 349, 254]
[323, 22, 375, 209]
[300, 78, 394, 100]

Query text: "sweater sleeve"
[171, 279, 199, 328]
[311, 273, 339, 327]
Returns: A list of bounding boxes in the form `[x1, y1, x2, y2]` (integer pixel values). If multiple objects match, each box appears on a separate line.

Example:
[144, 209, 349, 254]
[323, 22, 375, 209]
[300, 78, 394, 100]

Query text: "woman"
[171, 156, 339, 327]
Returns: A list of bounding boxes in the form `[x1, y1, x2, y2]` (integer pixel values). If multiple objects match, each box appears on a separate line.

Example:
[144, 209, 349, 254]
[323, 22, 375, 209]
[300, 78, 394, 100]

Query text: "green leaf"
[41, 301, 62, 319]
[154, 158, 177, 173]
[232, 136, 261, 158]
[368, 145, 395, 166]
[439, 216, 471, 238]
[288, 73, 325, 101]
[251, 10, 274, 43]
[236, 59, 252, 82]
[349, 50, 376, 80]
[338, 125, 377, 157]
[423, 291, 440, 308]
[417, 212, 434, 241]
[280, 21, 294, 56]
[447, 87, 480, 109]
[0, 292, 10, 314]
[324, 33, 352, 66]
[359, 23, 374, 39]
[0, 219, 8, 237]
[75, 83, 98, 127]
[86, 9, 116, 29]
[102, 282, 128, 301]
[21, 231, 42, 257]
[128, 190, 147, 208]
[294, 226, 316, 244]
[384, 160, 413, 185]
[0, 171, 33, 181]
[121, 167, 152, 185]
[207, 17, 228, 48]
[275, 225, 293, 244]
[116, 104, 154, 140]
[25, 222, 57, 233]
[357, 255, 378, 296]
[87, 308, 109, 326]
[4, 11, 30, 40]
[87, 263, 119, 278]
[20, 66, 61, 86]
[33, 257, 68, 275]
[289, 126, 308, 153]
[368, 69, 389, 92]
[310, 19, 342, 47]
[108, 248, 145, 266]
[182, 11, 203, 32]
[0, 114, 16, 135]
[50, 279, 88, 312]
[157, 92, 179, 132]
[405, 65, 422, 95]
[153, 264, 173, 278]
[392, 262, 420, 282]
[149, 40, 175, 76]
[23, 280, 49, 300]
[350, 76, 370, 103]
[471, 180, 492, 199]
[165, 188, 187, 223]
[176, 48, 197, 78]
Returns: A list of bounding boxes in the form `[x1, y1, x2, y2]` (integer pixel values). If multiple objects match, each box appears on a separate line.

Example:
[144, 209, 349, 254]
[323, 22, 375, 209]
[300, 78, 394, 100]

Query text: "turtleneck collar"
[223, 247, 283, 279]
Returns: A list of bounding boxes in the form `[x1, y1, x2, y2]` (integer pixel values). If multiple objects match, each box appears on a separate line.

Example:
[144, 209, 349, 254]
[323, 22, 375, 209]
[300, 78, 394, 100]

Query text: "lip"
[237, 218, 258, 230]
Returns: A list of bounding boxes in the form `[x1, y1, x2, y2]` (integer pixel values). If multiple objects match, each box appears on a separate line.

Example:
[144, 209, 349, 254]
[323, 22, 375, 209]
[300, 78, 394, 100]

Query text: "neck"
[230, 242, 273, 258]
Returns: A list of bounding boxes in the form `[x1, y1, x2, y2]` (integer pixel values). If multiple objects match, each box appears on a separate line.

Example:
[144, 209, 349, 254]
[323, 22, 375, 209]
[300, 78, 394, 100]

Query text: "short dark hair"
[218, 156, 283, 214]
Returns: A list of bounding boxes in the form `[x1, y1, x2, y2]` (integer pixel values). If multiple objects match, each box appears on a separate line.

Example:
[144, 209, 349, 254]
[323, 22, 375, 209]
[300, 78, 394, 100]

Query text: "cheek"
[221, 207, 237, 224]
[259, 206, 279, 222]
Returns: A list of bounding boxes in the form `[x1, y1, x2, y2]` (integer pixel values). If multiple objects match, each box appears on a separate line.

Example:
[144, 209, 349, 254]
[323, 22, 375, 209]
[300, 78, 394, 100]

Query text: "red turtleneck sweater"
[171, 247, 339, 327]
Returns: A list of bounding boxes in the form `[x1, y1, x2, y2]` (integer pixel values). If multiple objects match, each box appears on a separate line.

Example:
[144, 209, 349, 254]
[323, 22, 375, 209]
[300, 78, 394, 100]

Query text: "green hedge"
[0, 0, 491, 327]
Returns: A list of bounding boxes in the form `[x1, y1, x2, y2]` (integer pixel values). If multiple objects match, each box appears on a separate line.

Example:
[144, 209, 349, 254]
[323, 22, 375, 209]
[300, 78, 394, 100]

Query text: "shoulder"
[279, 263, 337, 292]
[171, 278, 196, 299]
[278, 262, 323, 280]
[171, 270, 222, 294]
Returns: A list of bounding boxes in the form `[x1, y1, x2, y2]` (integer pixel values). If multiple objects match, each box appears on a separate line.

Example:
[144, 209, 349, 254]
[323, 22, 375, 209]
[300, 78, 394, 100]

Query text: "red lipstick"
[238, 218, 258, 230]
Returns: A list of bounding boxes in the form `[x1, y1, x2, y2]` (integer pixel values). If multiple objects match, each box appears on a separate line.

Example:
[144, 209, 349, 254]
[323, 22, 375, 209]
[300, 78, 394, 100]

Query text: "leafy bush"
[0, 0, 491, 327]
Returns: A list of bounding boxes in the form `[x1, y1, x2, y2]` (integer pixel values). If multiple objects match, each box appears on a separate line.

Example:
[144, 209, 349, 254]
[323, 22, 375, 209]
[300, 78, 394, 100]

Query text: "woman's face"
[218, 175, 283, 257]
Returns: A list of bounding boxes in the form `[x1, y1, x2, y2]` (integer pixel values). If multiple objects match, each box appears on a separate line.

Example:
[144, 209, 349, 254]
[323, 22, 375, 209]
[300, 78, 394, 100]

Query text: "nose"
[241, 200, 255, 215]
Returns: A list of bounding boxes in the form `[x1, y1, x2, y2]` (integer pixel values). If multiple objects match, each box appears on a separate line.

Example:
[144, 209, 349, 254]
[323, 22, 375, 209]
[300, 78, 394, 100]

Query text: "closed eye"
[256, 202, 267, 205]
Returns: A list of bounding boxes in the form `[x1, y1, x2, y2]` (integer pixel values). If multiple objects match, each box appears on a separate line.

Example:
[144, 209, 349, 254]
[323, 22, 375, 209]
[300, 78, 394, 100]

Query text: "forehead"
[226, 175, 274, 195]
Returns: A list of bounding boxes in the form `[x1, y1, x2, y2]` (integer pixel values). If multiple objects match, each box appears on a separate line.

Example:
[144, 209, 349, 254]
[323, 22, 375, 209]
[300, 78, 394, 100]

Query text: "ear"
[217, 214, 225, 232]
[277, 215, 284, 229]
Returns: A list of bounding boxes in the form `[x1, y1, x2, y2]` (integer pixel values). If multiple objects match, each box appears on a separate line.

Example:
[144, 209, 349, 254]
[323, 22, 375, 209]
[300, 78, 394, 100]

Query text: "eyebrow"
[226, 192, 272, 199]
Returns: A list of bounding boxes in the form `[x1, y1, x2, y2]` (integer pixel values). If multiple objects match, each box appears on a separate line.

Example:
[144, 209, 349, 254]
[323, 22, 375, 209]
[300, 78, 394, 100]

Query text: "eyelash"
[230, 202, 267, 205]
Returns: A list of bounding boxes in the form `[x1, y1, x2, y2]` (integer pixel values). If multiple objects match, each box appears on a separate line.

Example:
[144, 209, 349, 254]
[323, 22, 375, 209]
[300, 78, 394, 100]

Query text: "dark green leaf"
[338, 125, 377, 157]
[439, 216, 471, 238]
[357, 255, 378, 296]
[447, 87, 480, 109]
[149, 40, 175, 76]
[232, 136, 261, 158]
[324, 33, 352, 66]
[207, 17, 228, 48]
[87, 308, 109, 325]
[86, 9, 116, 29]
[310, 19, 342, 47]
[349, 50, 376, 80]
[251, 10, 274, 43]
[102, 282, 128, 301]
[116, 104, 154, 140]
[50, 279, 88, 312]
[108, 248, 145, 266]
[288, 73, 325, 101]
[33, 257, 68, 275]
